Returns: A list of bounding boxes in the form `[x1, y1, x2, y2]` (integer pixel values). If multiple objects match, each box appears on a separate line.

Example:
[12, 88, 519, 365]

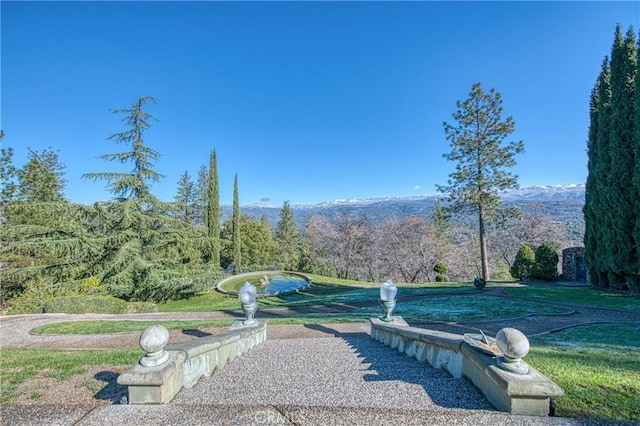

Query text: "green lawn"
[159, 277, 475, 312]
[505, 285, 640, 311]
[0, 348, 142, 404]
[528, 323, 640, 421]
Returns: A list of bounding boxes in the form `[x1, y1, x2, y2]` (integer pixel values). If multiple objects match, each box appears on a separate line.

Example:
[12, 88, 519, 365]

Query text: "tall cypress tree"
[585, 25, 639, 291]
[275, 201, 300, 271]
[231, 173, 241, 268]
[608, 26, 637, 289]
[584, 77, 603, 288]
[595, 57, 614, 287]
[207, 151, 221, 266]
[634, 31, 640, 292]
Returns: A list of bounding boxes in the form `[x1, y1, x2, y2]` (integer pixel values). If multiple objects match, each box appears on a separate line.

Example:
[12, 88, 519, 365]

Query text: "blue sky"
[2, 1, 638, 206]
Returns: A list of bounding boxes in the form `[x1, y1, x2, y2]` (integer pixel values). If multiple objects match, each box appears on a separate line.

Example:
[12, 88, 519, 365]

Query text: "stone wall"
[370, 317, 564, 416]
[118, 321, 267, 404]
[562, 246, 585, 281]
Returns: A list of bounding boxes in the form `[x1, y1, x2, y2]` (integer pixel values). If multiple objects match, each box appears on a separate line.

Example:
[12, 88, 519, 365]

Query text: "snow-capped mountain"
[293, 183, 585, 208]
[229, 184, 585, 241]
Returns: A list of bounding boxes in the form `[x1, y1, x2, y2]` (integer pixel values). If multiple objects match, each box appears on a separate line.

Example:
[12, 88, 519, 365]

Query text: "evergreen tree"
[594, 58, 614, 287]
[174, 170, 196, 224]
[432, 199, 451, 240]
[510, 245, 535, 280]
[584, 65, 605, 288]
[635, 29, 640, 292]
[16, 148, 67, 202]
[275, 201, 300, 270]
[437, 83, 524, 280]
[83, 96, 164, 202]
[231, 173, 241, 268]
[207, 151, 221, 266]
[0, 132, 18, 206]
[194, 164, 208, 226]
[1, 197, 218, 305]
[530, 244, 559, 281]
[221, 213, 276, 267]
[608, 25, 637, 288]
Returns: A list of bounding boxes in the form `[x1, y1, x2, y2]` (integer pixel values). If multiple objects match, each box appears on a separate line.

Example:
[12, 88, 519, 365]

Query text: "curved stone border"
[215, 271, 312, 298]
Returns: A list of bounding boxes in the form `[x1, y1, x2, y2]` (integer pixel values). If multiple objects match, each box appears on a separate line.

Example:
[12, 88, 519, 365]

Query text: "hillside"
[224, 184, 586, 241]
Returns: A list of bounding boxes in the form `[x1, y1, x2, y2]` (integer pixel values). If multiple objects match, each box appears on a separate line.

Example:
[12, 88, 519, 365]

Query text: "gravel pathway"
[173, 331, 495, 411]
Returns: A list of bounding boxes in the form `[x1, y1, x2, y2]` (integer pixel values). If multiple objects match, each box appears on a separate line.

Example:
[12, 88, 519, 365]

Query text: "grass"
[33, 294, 570, 334]
[505, 285, 640, 311]
[0, 348, 142, 404]
[374, 295, 571, 322]
[528, 323, 640, 421]
[161, 277, 476, 313]
[32, 319, 236, 334]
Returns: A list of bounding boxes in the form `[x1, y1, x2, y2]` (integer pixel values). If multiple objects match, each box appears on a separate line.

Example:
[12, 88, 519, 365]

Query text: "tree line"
[1, 82, 584, 312]
[584, 24, 639, 292]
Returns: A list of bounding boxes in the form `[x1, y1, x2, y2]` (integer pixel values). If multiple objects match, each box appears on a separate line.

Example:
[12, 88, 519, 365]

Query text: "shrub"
[531, 243, 559, 281]
[473, 277, 486, 290]
[510, 245, 536, 280]
[434, 262, 448, 274]
[42, 295, 128, 314]
[80, 277, 108, 295]
[435, 275, 449, 282]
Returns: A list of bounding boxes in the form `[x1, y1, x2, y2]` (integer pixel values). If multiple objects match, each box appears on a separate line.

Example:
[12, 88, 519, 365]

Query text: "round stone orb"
[139, 325, 170, 354]
[496, 327, 530, 359]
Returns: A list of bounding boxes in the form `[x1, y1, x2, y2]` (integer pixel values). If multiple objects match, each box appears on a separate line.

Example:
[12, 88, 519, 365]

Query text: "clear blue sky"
[2, 1, 638, 206]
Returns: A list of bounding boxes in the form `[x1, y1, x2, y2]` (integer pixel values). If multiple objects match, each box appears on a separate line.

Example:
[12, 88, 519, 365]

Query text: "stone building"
[562, 246, 587, 282]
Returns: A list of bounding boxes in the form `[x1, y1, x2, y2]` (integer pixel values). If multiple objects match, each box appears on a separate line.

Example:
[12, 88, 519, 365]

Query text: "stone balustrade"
[370, 317, 563, 416]
[118, 320, 267, 404]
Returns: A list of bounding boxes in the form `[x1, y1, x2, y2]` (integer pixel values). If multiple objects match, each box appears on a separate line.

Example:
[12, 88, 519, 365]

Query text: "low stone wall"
[118, 320, 267, 404]
[370, 317, 563, 416]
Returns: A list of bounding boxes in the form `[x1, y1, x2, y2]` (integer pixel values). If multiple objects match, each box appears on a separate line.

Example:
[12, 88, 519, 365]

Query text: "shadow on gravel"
[183, 329, 213, 338]
[304, 323, 495, 411]
[93, 371, 128, 404]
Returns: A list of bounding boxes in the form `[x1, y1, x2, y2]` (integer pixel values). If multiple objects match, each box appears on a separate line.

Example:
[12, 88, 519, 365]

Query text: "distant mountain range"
[224, 184, 586, 239]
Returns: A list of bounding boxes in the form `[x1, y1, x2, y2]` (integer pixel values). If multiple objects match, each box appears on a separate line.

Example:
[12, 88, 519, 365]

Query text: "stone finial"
[496, 327, 530, 374]
[139, 325, 170, 367]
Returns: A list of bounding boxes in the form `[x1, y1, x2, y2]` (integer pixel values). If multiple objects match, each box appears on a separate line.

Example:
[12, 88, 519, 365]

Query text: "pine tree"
[0, 131, 18, 206]
[174, 170, 196, 224]
[207, 151, 221, 266]
[608, 25, 637, 288]
[231, 173, 241, 268]
[437, 83, 524, 280]
[194, 164, 208, 226]
[275, 201, 300, 270]
[16, 148, 67, 202]
[432, 199, 452, 240]
[83, 96, 164, 202]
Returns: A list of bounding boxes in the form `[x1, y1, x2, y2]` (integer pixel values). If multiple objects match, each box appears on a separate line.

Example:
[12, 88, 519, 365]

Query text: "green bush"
[42, 295, 128, 314]
[531, 244, 559, 281]
[434, 262, 448, 274]
[435, 274, 449, 282]
[510, 245, 536, 280]
[473, 277, 486, 290]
